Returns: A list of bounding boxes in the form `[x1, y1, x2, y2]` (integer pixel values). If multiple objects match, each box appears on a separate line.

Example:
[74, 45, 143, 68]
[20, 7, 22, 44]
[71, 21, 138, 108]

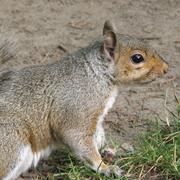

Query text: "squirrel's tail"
[0, 33, 17, 64]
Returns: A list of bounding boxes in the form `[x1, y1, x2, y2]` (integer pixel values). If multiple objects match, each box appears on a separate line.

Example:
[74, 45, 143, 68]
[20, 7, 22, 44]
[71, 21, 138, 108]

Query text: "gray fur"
[0, 24, 168, 178]
[0, 38, 115, 178]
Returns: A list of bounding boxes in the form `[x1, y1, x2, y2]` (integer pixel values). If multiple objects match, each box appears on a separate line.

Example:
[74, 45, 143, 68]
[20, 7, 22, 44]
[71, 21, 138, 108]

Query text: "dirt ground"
[0, 0, 179, 179]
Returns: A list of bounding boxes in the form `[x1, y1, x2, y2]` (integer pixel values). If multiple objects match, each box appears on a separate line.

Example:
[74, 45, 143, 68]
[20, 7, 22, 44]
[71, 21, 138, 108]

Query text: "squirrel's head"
[102, 20, 168, 84]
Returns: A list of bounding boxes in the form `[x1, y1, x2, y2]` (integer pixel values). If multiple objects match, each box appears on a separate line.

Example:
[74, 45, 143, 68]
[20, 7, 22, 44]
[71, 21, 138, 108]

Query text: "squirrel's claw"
[101, 165, 124, 177]
[110, 165, 125, 177]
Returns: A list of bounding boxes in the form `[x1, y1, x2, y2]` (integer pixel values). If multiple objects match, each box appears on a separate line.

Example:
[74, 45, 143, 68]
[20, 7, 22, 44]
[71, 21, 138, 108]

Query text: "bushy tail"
[0, 33, 17, 64]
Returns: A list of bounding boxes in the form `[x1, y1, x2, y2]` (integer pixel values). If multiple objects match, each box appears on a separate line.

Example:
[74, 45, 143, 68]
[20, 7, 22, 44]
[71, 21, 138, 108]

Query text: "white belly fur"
[4, 145, 52, 180]
[93, 87, 118, 150]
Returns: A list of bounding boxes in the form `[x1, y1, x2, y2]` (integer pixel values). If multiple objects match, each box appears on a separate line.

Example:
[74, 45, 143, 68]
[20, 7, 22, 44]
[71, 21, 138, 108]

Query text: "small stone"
[121, 143, 134, 152]
[143, 24, 154, 33]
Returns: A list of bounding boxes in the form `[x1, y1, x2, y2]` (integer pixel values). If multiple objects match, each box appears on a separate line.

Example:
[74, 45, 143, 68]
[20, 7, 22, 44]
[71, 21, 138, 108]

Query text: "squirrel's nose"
[157, 61, 168, 75]
[162, 62, 168, 74]
[163, 69, 167, 74]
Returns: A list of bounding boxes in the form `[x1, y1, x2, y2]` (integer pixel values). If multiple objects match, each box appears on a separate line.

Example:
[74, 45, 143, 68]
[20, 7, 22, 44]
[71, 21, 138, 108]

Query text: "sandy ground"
[0, 0, 179, 179]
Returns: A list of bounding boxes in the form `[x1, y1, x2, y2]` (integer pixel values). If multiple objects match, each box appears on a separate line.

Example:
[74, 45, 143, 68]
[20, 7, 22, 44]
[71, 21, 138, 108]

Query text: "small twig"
[164, 88, 170, 126]
[57, 45, 67, 53]
[160, 76, 176, 84]
[172, 81, 180, 105]
[138, 165, 144, 179]
[140, 155, 163, 179]
[42, 52, 50, 62]
[97, 161, 103, 172]
[174, 41, 180, 43]
[139, 37, 161, 41]
[174, 94, 180, 105]
[126, 164, 134, 176]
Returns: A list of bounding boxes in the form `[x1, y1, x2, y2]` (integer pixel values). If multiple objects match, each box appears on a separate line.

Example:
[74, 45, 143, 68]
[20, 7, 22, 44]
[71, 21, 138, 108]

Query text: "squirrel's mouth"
[133, 67, 156, 84]
[139, 71, 167, 85]
[139, 78, 156, 84]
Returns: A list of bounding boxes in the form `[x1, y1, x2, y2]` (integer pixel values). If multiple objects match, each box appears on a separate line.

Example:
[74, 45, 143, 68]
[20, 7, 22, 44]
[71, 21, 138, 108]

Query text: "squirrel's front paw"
[102, 165, 124, 177]
[102, 147, 117, 162]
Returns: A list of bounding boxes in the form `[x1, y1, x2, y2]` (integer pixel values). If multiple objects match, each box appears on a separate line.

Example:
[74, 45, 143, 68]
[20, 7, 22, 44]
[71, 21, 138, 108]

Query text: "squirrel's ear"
[103, 30, 117, 62]
[103, 20, 116, 35]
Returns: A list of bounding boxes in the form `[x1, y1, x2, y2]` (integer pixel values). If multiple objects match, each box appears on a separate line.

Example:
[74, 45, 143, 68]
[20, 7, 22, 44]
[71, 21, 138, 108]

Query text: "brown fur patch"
[85, 137, 108, 170]
[22, 123, 53, 154]
[88, 87, 117, 136]
[88, 108, 103, 136]
[0, 169, 4, 178]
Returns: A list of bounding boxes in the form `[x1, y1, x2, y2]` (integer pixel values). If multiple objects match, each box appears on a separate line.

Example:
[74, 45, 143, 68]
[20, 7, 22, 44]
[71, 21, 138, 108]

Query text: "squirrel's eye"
[131, 54, 144, 64]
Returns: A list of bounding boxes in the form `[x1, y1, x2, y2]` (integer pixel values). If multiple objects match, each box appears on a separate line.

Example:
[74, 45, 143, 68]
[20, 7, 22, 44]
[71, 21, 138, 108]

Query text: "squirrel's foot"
[101, 165, 124, 177]
[101, 147, 117, 162]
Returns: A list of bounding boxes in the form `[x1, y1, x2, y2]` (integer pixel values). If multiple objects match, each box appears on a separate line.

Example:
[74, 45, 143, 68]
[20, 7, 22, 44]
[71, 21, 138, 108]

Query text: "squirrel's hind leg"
[3, 145, 34, 180]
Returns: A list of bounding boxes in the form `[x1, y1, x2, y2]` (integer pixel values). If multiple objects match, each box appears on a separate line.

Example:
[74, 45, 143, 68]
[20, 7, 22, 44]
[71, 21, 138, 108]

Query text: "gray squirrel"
[0, 21, 168, 179]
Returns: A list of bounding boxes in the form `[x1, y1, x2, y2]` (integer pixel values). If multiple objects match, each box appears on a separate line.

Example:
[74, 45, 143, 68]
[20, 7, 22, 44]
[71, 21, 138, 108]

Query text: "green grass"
[118, 104, 180, 179]
[37, 149, 122, 180]
[36, 103, 180, 179]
